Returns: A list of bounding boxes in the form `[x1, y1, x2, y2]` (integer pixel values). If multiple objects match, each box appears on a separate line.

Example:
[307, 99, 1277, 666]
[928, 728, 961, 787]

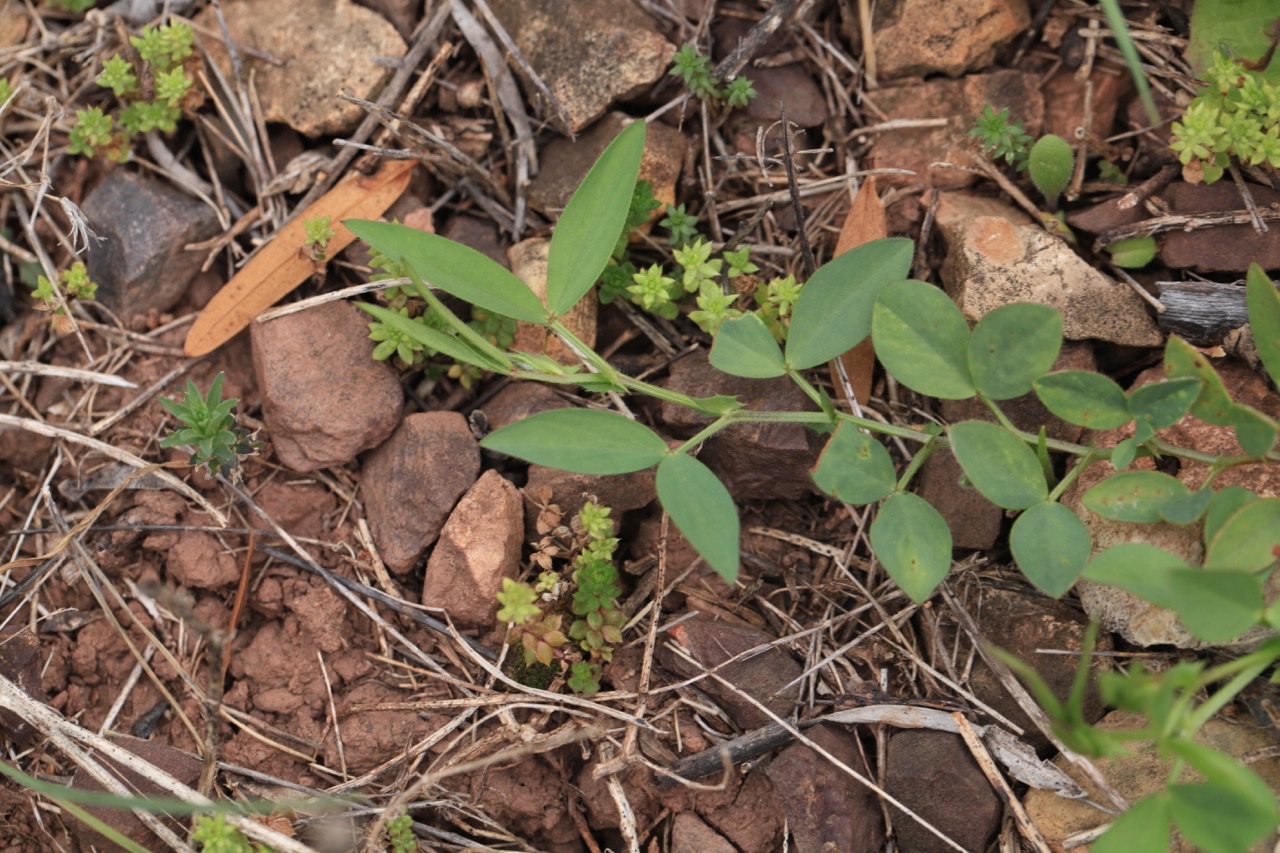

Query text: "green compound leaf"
[1246, 263, 1280, 386]
[1157, 486, 1213, 525]
[1169, 781, 1277, 853]
[1163, 336, 1234, 424]
[1165, 569, 1263, 644]
[357, 303, 507, 372]
[480, 409, 668, 474]
[547, 121, 646, 318]
[709, 312, 786, 378]
[784, 237, 914, 370]
[1127, 377, 1201, 430]
[1028, 134, 1074, 200]
[1082, 470, 1191, 522]
[1110, 437, 1138, 471]
[869, 491, 952, 603]
[967, 303, 1063, 400]
[656, 453, 740, 582]
[1033, 370, 1131, 429]
[948, 420, 1047, 510]
[1204, 485, 1258, 545]
[1091, 794, 1170, 853]
[1082, 543, 1188, 611]
[1168, 741, 1280, 822]
[1229, 404, 1278, 456]
[346, 221, 547, 323]
[1010, 501, 1091, 597]
[872, 279, 975, 400]
[811, 422, 896, 505]
[1204, 497, 1280, 572]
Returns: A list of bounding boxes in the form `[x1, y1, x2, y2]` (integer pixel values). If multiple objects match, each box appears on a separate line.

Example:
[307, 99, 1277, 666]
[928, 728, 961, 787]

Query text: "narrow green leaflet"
[872, 280, 975, 400]
[480, 409, 668, 474]
[968, 303, 1063, 400]
[546, 121, 646, 318]
[1163, 336, 1234, 424]
[948, 420, 1047, 510]
[1127, 377, 1201, 430]
[1168, 741, 1280, 825]
[1204, 485, 1258, 545]
[1082, 470, 1190, 522]
[1010, 501, 1091, 597]
[1169, 782, 1277, 853]
[1110, 437, 1137, 471]
[1033, 371, 1130, 428]
[709, 313, 786, 378]
[1157, 486, 1213, 525]
[656, 453, 740, 582]
[1165, 569, 1263, 644]
[811, 422, 896, 505]
[1246, 263, 1280, 385]
[345, 221, 547, 323]
[1091, 794, 1170, 853]
[1204, 497, 1280, 571]
[1082, 543, 1187, 611]
[784, 238, 914, 370]
[357, 303, 508, 373]
[869, 491, 952, 603]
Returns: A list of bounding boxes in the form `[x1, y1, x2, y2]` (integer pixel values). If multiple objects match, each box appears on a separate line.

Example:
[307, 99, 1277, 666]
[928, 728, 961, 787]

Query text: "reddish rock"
[523, 464, 657, 533]
[767, 723, 886, 853]
[672, 812, 735, 853]
[166, 532, 240, 589]
[884, 730, 1001, 853]
[252, 300, 403, 472]
[423, 470, 524, 629]
[657, 612, 802, 729]
[867, 70, 1043, 189]
[1041, 64, 1130, 143]
[67, 735, 202, 853]
[916, 449, 1003, 551]
[361, 411, 481, 573]
[0, 626, 45, 748]
[661, 351, 821, 501]
[1159, 181, 1280, 273]
[873, 0, 1031, 79]
[480, 381, 571, 432]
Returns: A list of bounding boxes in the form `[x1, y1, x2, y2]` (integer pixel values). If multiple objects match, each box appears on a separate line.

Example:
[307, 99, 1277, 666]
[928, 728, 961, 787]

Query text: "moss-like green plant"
[190, 814, 270, 852]
[1171, 54, 1280, 183]
[302, 215, 336, 263]
[384, 812, 415, 853]
[669, 43, 757, 108]
[349, 121, 1280, 849]
[969, 104, 1034, 170]
[158, 373, 261, 481]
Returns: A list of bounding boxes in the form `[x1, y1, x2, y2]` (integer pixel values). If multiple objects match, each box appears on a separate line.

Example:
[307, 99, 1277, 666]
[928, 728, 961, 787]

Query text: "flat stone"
[486, 0, 674, 133]
[916, 449, 1003, 551]
[509, 237, 596, 364]
[252, 301, 403, 472]
[873, 0, 1030, 79]
[166, 531, 240, 589]
[83, 171, 220, 320]
[479, 382, 570, 432]
[528, 112, 688, 215]
[523, 464, 656, 532]
[1042, 64, 1130, 143]
[671, 813, 736, 853]
[361, 411, 480, 573]
[67, 735, 202, 853]
[767, 723, 886, 853]
[884, 730, 1002, 853]
[866, 71, 1043, 189]
[1024, 711, 1280, 852]
[713, 19, 827, 128]
[662, 351, 821, 500]
[657, 612, 801, 729]
[1066, 361, 1280, 648]
[195, 0, 406, 136]
[423, 470, 523, 629]
[1159, 181, 1280, 273]
[940, 214, 1162, 347]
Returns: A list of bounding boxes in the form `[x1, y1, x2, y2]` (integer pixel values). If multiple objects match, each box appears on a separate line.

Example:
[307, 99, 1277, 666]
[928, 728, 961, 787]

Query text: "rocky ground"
[1, 0, 1279, 851]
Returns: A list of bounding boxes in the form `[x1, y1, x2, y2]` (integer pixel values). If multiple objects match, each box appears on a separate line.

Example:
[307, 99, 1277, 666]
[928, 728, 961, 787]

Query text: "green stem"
[410, 274, 513, 372]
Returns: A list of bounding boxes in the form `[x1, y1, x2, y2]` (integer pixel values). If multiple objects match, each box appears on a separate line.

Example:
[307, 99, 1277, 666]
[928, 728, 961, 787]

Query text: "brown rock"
[252, 300, 404, 472]
[657, 612, 802, 729]
[523, 464, 657, 533]
[767, 723, 886, 853]
[1042, 64, 1130, 143]
[1159, 181, 1280, 272]
[0, 626, 45, 748]
[662, 351, 821, 500]
[485, 0, 674, 133]
[83, 170, 221, 320]
[423, 470, 523, 629]
[166, 532, 240, 589]
[873, 0, 1031, 79]
[66, 735, 201, 853]
[362, 411, 481, 573]
[195, 0, 406, 136]
[330, 681, 442, 774]
[480, 381, 571, 432]
[916, 449, 1003, 551]
[509, 237, 596, 363]
[672, 812, 736, 853]
[885, 730, 1001, 853]
[867, 71, 1043, 189]
[713, 19, 827, 129]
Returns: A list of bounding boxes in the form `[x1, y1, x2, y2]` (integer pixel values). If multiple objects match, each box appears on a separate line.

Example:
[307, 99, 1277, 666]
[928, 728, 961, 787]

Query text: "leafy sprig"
[158, 373, 260, 481]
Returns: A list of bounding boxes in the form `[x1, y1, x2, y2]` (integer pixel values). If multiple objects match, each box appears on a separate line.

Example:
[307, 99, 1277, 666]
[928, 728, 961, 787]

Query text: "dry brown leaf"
[183, 158, 417, 357]
[828, 176, 888, 407]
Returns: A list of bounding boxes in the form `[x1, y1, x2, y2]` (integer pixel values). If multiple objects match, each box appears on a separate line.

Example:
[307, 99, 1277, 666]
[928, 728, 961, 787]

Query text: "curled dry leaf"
[184, 158, 417, 357]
